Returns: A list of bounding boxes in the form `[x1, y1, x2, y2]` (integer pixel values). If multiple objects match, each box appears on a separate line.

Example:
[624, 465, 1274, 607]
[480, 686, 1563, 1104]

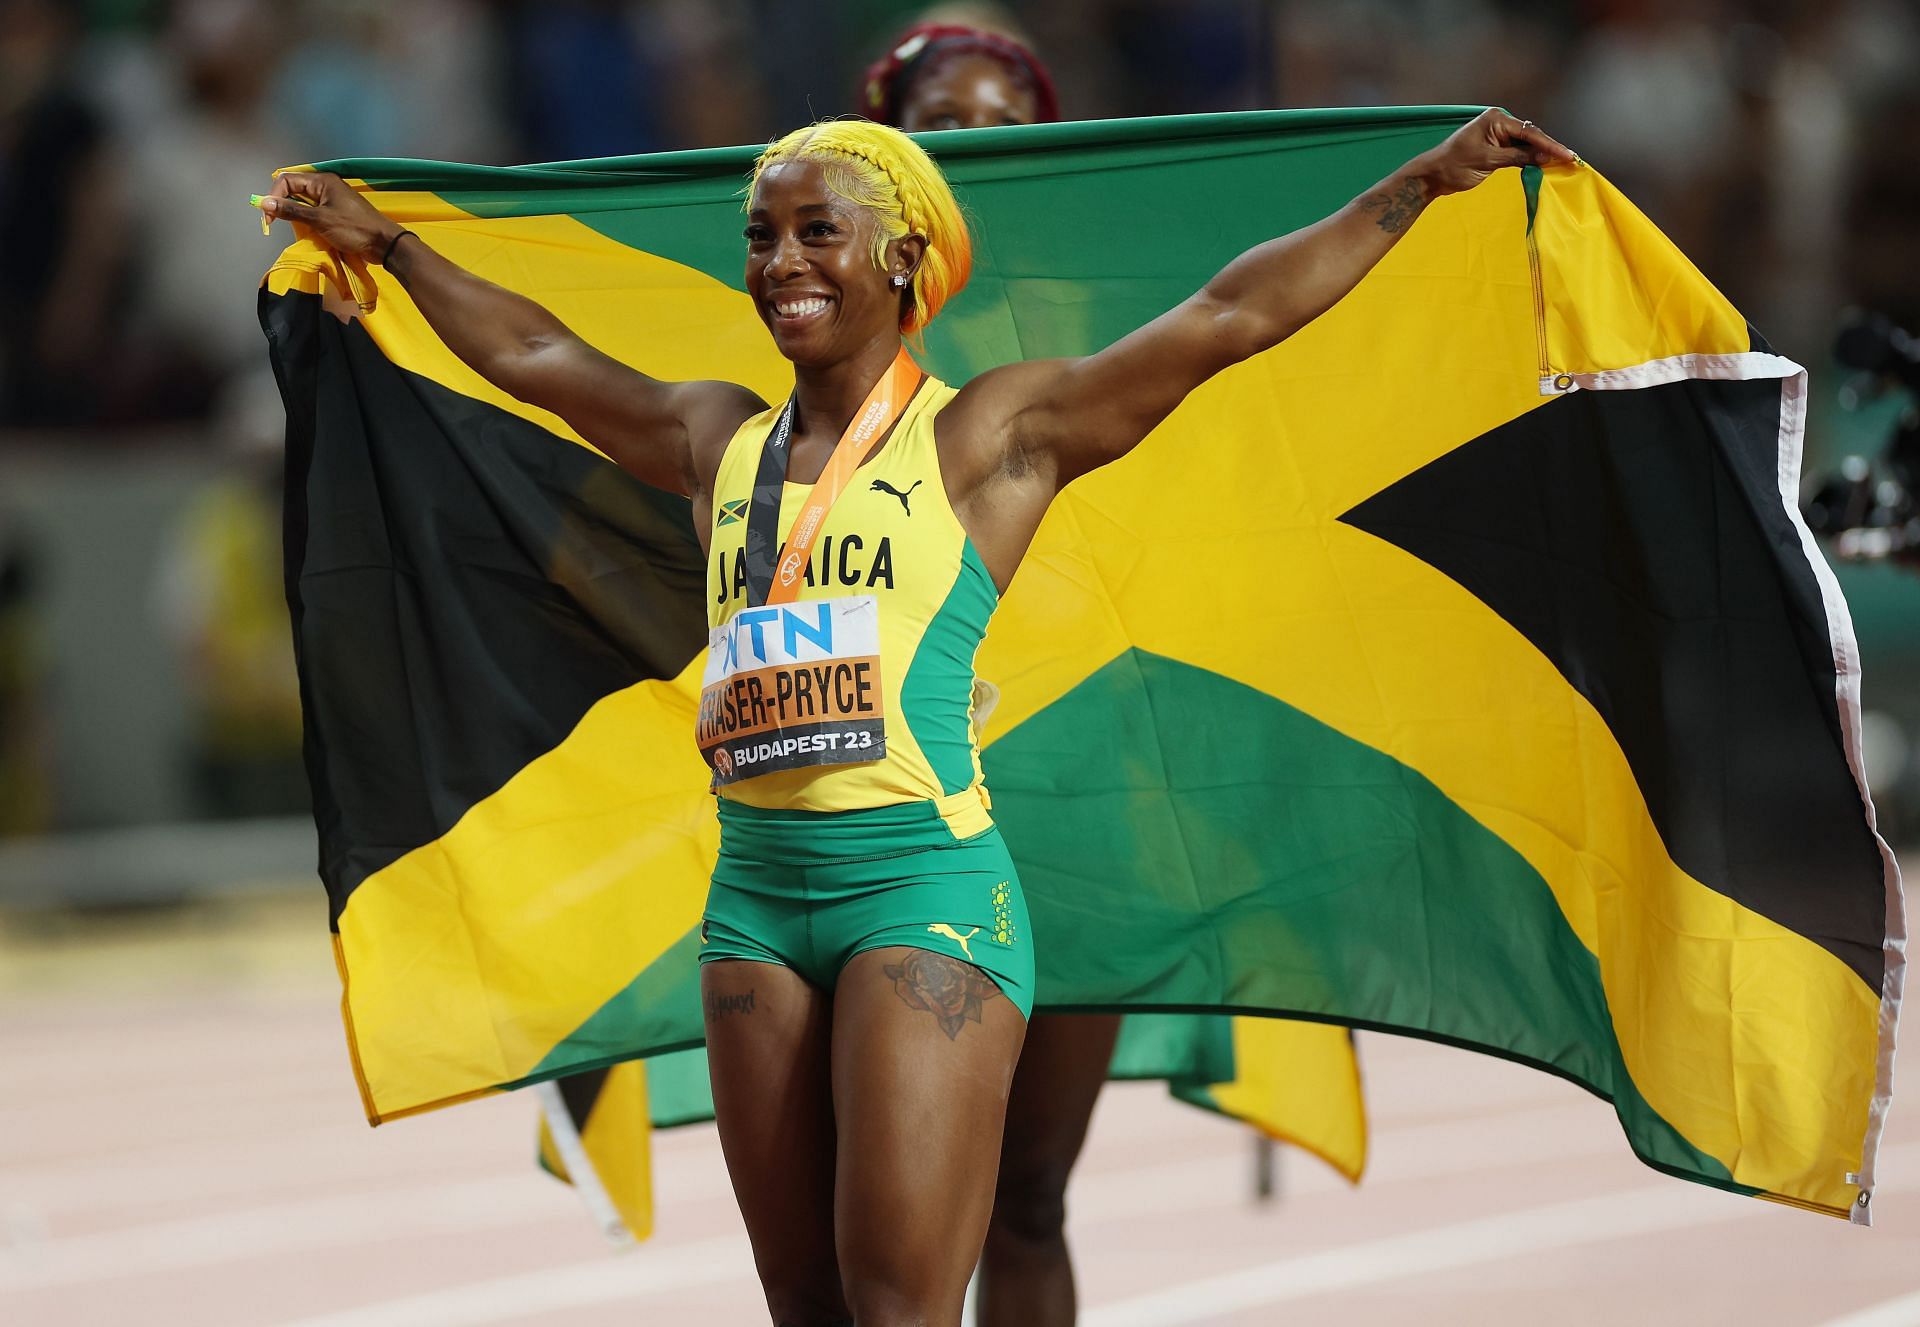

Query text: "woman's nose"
[767, 235, 808, 279]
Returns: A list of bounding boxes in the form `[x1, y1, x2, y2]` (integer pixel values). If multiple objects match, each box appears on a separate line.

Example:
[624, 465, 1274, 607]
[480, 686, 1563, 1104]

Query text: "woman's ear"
[890, 233, 928, 283]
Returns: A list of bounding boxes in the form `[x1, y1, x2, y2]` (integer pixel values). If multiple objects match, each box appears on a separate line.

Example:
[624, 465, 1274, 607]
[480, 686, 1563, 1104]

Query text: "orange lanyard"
[750, 347, 923, 606]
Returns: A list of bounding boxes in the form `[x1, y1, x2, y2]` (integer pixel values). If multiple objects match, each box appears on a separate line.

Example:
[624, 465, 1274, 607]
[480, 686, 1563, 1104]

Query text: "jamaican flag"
[262, 107, 1900, 1222]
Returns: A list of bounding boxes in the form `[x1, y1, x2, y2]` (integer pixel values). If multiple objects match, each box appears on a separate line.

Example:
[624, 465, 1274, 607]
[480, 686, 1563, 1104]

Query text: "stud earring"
[890, 274, 908, 289]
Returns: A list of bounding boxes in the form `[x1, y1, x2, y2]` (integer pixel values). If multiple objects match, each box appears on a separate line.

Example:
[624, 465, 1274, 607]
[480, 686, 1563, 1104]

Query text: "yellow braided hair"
[750, 120, 972, 336]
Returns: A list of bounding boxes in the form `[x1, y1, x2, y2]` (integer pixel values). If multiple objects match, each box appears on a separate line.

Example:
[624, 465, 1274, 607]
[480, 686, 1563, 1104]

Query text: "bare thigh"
[830, 946, 1028, 1327]
[702, 959, 846, 1326]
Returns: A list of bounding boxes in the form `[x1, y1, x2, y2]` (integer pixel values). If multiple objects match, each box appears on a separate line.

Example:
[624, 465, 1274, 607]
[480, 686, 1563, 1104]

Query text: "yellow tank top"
[702, 379, 997, 839]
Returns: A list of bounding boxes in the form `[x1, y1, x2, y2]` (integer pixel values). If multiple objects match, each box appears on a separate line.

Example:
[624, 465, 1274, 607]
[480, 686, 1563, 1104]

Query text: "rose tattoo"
[884, 949, 1002, 1040]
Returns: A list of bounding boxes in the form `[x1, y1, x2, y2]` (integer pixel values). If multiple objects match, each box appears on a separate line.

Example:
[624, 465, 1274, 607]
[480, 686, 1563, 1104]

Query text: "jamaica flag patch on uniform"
[717, 499, 747, 526]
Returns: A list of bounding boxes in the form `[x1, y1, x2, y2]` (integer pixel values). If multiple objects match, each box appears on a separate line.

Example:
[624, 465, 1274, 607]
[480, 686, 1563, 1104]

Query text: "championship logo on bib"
[696, 596, 886, 785]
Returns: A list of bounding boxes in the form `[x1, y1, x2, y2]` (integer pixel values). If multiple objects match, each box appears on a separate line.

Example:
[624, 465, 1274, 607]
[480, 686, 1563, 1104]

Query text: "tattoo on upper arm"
[706, 989, 756, 1018]
[1359, 177, 1426, 234]
[884, 950, 1002, 1040]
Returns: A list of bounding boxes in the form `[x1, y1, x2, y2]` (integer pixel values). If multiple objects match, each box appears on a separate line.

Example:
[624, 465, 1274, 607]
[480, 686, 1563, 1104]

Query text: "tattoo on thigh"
[884, 950, 1002, 1040]
[706, 989, 756, 1018]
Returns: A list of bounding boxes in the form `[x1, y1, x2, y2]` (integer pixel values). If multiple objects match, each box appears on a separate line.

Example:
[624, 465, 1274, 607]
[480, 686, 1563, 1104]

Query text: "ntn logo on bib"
[697, 597, 887, 783]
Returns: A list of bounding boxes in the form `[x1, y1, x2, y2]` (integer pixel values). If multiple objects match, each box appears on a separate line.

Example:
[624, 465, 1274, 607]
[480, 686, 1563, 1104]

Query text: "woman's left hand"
[1418, 108, 1577, 197]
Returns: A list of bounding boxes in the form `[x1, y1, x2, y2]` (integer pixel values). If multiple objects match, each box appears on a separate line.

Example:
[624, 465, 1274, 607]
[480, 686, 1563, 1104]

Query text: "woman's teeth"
[776, 297, 829, 318]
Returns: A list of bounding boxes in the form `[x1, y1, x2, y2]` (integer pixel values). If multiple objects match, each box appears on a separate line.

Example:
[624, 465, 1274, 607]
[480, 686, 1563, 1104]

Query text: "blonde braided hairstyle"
[749, 120, 972, 336]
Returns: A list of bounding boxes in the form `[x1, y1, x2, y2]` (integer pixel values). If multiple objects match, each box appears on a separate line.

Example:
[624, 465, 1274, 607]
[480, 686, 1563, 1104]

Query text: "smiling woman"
[746, 121, 972, 348]
[259, 106, 1574, 1325]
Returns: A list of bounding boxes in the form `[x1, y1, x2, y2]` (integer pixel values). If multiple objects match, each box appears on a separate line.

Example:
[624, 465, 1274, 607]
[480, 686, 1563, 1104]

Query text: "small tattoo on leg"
[706, 989, 756, 1018]
[884, 950, 1001, 1040]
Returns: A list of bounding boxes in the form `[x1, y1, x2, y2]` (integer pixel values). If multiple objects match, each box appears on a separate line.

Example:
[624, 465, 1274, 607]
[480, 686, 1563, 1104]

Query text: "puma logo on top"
[871, 478, 922, 515]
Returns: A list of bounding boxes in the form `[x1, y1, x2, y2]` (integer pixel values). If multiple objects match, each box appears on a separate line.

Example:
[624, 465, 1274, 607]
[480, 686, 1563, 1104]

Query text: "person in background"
[133, 0, 296, 421]
[860, 15, 1059, 132]
[0, 0, 129, 426]
[494, 0, 764, 159]
[153, 376, 307, 819]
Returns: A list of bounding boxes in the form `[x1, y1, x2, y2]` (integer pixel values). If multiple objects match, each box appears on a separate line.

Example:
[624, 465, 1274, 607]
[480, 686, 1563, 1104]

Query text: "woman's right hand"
[261, 172, 402, 261]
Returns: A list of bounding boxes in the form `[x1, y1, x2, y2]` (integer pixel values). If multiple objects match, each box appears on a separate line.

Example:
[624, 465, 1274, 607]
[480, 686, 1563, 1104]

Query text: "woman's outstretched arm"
[262, 174, 763, 497]
[944, 109, 1576, 497]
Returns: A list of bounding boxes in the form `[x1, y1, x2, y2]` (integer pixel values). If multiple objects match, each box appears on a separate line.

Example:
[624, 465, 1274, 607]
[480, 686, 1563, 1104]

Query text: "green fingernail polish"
[249, 194, 264, 207]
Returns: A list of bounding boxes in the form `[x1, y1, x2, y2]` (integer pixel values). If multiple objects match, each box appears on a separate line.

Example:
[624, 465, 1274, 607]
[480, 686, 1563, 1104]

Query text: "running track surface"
[3, 888, 1917, 1327]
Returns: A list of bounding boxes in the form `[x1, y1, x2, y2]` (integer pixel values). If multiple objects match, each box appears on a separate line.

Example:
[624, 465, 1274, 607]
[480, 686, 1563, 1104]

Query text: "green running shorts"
[700, 798, 1034, 1019]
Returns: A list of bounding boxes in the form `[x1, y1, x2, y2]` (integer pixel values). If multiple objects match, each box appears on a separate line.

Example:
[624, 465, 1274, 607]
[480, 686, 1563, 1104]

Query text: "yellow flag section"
[322, 657, 710, 1119]
[976, 164, 1896, 1219]
[536, 1061, 653, 1244]
[1202, 1021, 1367, 1183]
[263, 181, 1375, 1174]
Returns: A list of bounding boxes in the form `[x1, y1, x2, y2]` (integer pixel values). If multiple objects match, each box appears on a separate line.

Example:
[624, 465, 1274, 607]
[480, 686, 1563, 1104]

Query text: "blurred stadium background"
[2, 1, 1918, 1323]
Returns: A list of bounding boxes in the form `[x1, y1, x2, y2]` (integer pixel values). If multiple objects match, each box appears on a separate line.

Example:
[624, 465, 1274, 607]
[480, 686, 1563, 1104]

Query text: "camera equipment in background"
[1803, 313, 1920, 567]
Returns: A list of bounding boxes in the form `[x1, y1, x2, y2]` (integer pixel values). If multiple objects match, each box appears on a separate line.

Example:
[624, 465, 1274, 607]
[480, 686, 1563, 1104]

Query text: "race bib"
[696, 596, 886, 786]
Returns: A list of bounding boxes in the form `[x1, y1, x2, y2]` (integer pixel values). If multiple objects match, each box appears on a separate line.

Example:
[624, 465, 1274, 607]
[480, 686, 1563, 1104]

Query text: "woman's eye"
[744, 226, 770, 243]
[807, 221, 837, 236]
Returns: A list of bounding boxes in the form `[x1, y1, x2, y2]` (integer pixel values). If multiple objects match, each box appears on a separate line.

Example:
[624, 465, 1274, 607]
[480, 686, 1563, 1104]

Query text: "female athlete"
[262, 105, 1572, 1325]
[863, 20, 1133, 1325]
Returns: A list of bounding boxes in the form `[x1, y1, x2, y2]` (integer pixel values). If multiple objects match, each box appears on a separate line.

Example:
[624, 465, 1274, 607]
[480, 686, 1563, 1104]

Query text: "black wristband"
[378, 229, 415, 266]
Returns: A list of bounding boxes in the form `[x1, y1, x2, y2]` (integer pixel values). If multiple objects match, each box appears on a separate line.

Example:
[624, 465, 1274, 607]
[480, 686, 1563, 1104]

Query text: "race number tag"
[696, 596, 886, 786]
